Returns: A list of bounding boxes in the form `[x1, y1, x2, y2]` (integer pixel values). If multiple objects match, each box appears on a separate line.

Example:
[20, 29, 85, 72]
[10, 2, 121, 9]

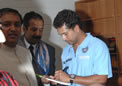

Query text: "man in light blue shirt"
[52, 9, 112, 86]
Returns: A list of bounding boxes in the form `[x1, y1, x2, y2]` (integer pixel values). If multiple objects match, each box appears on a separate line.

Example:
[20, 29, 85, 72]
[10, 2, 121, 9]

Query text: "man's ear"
[74, 24, 80, 32]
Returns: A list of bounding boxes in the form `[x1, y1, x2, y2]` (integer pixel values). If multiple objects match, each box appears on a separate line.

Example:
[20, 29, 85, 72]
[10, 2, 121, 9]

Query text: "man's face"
[24, 19, 44, 44]
[57, 25, 78, 45]
[1, 13, 21, 47]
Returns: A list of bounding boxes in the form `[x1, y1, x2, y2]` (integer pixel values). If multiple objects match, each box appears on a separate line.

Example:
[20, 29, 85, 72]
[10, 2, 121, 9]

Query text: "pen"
[36, 74, 43, 78]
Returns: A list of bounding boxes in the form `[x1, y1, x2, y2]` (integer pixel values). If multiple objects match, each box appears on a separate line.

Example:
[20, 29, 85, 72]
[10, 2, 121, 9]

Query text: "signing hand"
[54, 70, 70, 83]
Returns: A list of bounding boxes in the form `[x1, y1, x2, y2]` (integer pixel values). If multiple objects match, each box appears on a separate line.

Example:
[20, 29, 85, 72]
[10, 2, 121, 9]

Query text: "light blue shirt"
[61, 33, 112, 86]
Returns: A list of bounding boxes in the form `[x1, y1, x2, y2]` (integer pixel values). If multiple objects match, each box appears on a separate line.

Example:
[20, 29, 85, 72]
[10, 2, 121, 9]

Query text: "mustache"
[8, 32, 18, 36]
[32, 36, 41, 39]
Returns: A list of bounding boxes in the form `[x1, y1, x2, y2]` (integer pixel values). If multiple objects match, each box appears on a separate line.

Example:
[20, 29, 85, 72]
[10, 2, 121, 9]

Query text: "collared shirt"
[24, 38, 36, 61]
[24, 37, 36, 50]
[62, 33, 112, 86]
[24, 37, 50, 75]
[0, 44, 38, 86]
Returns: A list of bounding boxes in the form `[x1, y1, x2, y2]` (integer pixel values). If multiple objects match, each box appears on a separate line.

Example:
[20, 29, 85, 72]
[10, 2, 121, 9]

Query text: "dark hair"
[23, 11, 44, 29]
[53, 9, 82, 30]
[0, 8, 23, 24]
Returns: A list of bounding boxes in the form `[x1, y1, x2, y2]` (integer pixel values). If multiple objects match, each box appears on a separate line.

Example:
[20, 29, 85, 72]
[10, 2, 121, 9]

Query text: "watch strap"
[70, 78, 74, 84]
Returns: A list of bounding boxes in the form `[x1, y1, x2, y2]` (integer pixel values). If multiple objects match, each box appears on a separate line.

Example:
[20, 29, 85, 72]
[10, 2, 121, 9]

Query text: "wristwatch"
[69, 74, 76, 84]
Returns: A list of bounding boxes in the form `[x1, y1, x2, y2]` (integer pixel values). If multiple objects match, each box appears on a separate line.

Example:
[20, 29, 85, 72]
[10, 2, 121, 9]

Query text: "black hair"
[53, 9, 82, 30]
[23, 11, 44, 29]
[0, 8, 23, 24]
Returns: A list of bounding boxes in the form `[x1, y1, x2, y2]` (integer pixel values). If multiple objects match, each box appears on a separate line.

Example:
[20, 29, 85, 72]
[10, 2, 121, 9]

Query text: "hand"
[54, 70, 70, 83]
[41, 75, 50, 84]
[49, 75, 57, 85]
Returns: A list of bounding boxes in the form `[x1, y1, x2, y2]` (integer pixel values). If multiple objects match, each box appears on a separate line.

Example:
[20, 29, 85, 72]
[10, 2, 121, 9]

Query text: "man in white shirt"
[0, 8, 38, 86]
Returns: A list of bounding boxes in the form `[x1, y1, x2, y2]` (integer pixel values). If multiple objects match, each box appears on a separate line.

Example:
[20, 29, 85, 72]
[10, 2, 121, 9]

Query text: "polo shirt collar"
[79, 33, 92, 48]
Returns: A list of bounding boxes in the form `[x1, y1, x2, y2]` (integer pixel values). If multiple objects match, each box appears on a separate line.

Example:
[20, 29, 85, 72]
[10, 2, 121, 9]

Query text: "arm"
[73, 74, 107, 86]
[54, 70, 107, 86]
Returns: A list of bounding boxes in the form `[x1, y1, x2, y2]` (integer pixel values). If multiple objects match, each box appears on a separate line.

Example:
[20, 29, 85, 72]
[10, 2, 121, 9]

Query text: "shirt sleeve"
[93, 41, 112, 78]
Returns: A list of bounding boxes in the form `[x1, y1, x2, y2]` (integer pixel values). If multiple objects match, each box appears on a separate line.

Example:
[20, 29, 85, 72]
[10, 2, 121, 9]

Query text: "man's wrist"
[69, 74, 76, 84]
